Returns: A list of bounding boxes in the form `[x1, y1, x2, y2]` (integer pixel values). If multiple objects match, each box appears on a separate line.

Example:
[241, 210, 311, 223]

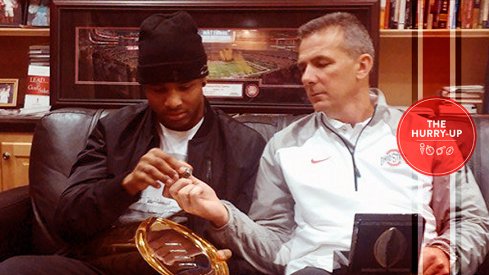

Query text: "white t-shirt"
[118, 118, 204, 224]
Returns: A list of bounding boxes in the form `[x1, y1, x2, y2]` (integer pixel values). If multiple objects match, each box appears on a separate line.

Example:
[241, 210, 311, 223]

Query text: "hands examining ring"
[163, 175, 229, 228]
[121, 148, 192, 196]
[121, 147, 228, 227]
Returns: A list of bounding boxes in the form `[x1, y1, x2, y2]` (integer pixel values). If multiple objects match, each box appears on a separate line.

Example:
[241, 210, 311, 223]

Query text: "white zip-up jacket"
[209, 89, 489, 274]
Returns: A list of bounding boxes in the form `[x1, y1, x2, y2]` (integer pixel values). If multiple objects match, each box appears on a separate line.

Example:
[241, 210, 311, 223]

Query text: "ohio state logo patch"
[381, 149, 402, 167]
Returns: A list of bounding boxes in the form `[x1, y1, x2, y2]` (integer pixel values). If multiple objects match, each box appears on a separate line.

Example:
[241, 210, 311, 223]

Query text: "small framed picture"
[25, 0, 49, 27]
[0, 0, 22, 26]
[0, 79, 18, 107]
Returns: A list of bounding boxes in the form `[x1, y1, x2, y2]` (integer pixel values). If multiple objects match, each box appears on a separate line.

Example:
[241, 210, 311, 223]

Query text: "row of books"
[380, 0, 489, 29]
[439, 85, 485, 113]
[29, 44, 49, 66]
[20, 44, 50, 115]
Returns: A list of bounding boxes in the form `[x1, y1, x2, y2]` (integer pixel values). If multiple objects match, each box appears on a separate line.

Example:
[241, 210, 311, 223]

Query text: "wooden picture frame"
[25, 0, 50, 27]
[51, 0, 379, 113]
[0, 79, 18, 107]
[0, 0, 22, 26]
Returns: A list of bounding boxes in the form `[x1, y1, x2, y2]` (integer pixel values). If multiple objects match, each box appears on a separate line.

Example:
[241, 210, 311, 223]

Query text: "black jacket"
[54, 102, 266, 242]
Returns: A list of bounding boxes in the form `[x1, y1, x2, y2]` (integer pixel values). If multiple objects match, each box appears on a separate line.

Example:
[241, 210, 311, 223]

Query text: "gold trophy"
[134, 167, 229, 275]
[135, 217, 229, 275]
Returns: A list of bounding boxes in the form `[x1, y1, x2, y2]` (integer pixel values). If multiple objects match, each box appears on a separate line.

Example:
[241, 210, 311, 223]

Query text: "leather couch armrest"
[0, 186, 33, 260]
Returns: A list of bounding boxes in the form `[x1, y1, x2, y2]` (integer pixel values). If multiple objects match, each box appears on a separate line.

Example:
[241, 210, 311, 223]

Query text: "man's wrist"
[210, 203, 229, 228]
[121, 174, 138, 196]
[426, 239, 451, 258]
[427, 243, 450, 258]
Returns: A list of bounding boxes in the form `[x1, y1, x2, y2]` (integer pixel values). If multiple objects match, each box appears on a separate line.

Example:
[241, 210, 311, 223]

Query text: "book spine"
[454, 0, 462, 28]
[436, 0, 450, 28]
[425, 0, 436, 28]
[482, 0, 489, 27]
[418, 0, 425, 28]
[380, 0, 387, 28]
[461, 0, 474, 28]
[449, 0, 458, 28]
[399, 0, 408, 29]
[390, 0, 399, 28]
[384, 0, 392, 28]
[411, 0, 419, 28]
[406, 0, 416, 28]
[472, 0, 482, 28]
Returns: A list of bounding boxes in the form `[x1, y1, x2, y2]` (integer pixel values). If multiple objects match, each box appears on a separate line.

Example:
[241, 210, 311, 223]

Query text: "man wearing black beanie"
[0, 11, 266, 275]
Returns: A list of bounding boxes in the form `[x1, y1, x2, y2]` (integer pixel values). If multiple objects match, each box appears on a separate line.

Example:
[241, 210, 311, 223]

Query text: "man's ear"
[356, 53, 373, 80]
[202, 78, 207, 87]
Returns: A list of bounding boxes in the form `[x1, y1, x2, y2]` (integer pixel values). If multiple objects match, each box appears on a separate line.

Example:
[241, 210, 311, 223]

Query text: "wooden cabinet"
[0, 133, 33, 191]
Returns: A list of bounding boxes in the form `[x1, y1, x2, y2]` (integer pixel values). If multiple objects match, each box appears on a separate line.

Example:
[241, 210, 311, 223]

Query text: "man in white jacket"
[165, 12, 489, 275]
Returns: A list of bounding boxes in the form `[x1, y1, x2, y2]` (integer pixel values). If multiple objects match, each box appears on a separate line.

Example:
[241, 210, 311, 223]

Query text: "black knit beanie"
[137, 11, 209, 84]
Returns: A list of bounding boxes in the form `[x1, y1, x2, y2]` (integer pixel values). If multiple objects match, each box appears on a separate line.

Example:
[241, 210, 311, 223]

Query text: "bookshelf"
[0, 28, 50, 108]
[378, 29, 489, 107]
[381, 29, 489, 38]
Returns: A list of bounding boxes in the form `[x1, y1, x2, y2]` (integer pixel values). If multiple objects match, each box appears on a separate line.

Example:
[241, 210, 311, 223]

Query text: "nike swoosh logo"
[311, 157, 331, 164]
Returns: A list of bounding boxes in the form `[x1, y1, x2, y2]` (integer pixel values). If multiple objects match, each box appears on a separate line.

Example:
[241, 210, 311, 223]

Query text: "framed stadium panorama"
[51, 0, 379, 113]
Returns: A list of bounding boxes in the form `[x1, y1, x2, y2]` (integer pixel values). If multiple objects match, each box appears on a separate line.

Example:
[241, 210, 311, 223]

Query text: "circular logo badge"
[381, 149, 402, 167]
[245, 84, 259, 98]
[397, 97, 476, 176]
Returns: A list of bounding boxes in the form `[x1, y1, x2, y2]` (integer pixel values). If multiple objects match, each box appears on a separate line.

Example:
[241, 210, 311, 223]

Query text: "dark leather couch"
[0, 108, 488, 273]
[0, 108, 302, 259]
